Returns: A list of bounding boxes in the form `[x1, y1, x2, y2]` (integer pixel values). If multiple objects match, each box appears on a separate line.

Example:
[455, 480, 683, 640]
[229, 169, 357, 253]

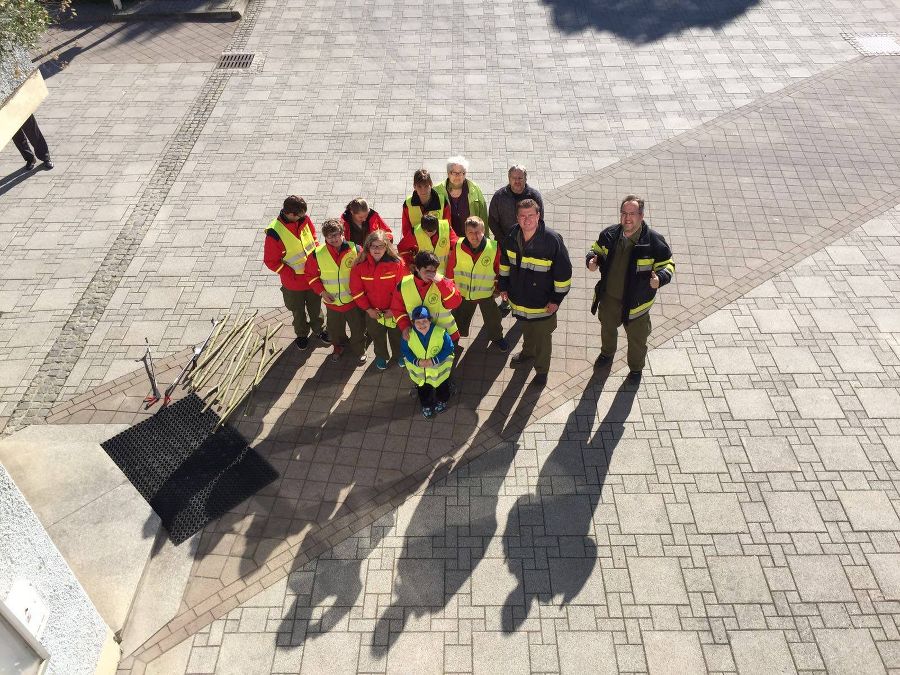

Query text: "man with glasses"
[587, 195, 675, 381]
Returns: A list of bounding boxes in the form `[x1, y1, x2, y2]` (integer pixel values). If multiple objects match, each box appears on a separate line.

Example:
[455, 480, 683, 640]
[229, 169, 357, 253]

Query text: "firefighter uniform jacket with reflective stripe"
[498, 222, 573, 320]
[447, 238, 498, 301]
[306, 241, 360, 312]
[263, 214, 318, 291]
[588, 222, 675, 324]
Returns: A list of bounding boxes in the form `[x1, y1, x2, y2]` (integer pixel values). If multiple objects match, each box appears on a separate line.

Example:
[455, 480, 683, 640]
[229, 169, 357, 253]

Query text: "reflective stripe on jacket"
[266, 218, 316, 275]
[414, 220, 452, 274]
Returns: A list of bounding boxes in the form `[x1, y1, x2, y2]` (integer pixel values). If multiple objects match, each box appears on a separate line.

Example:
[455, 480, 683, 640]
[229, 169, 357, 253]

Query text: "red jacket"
[340, 209, 393, 246]
[263, 214, 317, 291]
[391, 274, 462, 340]
[445, 238, 500, 284]
[397, 227, 459, 270]
[304, 241, 361, 313]
[350, 255, 406, 312]
[400, 190, 451, 240]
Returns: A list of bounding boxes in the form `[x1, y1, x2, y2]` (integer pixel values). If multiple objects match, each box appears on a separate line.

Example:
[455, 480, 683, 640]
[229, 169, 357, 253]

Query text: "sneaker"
[499, 299, 511, 313]
[318, 330, 331, 345]
[434, 401, 448, 415]
[397, 357, 406, 369]
[330, 345, 343, 362]
[421, 406, 435, 419]
[510, 351, 533, 366]
[43, 158, 54, 170]
[25, 159, 36, 171]
[627, 370, 642, 382]
[375, 357, 389, 370]
[494, 338, 510, 353]
[532, 373, 548, 387]
[594, 353, 613, 367]
[356, 353, 368, 366]
[294, 336, 309, 350]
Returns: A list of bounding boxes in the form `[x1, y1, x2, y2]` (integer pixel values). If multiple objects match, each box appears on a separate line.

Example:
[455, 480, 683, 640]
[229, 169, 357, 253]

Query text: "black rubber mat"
[101, 394, 278, 545]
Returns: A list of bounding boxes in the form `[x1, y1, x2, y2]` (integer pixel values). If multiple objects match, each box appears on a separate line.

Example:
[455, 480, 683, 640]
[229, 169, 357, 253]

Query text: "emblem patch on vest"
[439, 239, 447, 247]
[427, 292, 439, 305]
[481, 256, 491, 267]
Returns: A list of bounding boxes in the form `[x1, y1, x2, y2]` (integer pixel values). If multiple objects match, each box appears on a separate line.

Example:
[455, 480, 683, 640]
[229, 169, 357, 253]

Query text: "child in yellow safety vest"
[305, 219, 367, 364]
[398, 213, 458, 274]
[446, 216, 509, 352]
[401, 306, 455, 419]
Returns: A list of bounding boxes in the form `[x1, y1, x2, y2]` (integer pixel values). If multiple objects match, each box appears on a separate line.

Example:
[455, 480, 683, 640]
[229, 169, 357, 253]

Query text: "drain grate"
[841, 33, 900, 56]
[217, 52, 255, 69]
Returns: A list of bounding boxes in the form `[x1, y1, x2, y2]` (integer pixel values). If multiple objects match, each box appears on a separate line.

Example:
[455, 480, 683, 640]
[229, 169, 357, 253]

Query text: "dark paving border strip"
[4, 0, 263, 436]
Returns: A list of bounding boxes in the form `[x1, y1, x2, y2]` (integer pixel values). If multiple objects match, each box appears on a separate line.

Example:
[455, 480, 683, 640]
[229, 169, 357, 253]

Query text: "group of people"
[263, 157, 675, 418]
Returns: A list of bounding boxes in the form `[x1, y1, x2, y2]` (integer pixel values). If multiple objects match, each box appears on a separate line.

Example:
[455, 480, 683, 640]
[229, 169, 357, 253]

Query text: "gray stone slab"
[708, 347, 758, 374]
[644, 631, 705, 675]
[830, 345, 883, 372]
[811, 436, 872, 471]
[660, 391, 710, 422]
[300, 633, 359, 675]
[606, 439, 656, 475]
[870, 309, 900, 332]
[729, 631, 796, 675]
[787, 555, 855, 602]
[648, 349, 694, 376]
[768, 347, 821, 374]
[387, 631, 444, 675]
[741, 436, 799, 472]
[751, 310, 799, 333]
[725, 389, 777, 420]
[816, 629, 885, 675]
[549, 558, 606, 605]
[396, 495, 446, 537]
[867, 553, 900, 600]
[146, 637, 191, 675]
[856, 388, 900, 419]
[616, 493, 671, 534]
[810, 309, 858, 333]
[837, 490, 900, 531]
[473, 632, 529, 675]
[472, 557, 522, 606]
[543, 495, 594, 535]
[673, 438, 727, 473]
[558, 632, 617, 675]
[689, 493, 748, 534]
[392, 559, 444, 606]
[709, 556, 772, 604]
[789, 388, 845, 419]
[764, 491, 827, 532]
[629, 557, 689, 604]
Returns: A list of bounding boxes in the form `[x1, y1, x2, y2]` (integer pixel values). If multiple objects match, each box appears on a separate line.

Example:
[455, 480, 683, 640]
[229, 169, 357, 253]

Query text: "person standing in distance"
[499, 199, 572, 387]
[587, 194, 675, 381]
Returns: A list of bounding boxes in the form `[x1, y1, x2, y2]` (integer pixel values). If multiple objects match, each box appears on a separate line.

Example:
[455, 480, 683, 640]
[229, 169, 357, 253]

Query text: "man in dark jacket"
[498, 199, 572, 387]
[587, 195, 675, 379]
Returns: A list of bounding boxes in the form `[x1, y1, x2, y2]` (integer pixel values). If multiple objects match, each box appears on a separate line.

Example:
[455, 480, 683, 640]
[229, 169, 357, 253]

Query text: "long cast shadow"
[542, 0, 760, 43]
[501, 369, 637, 631]
[371, 367, 539, 658]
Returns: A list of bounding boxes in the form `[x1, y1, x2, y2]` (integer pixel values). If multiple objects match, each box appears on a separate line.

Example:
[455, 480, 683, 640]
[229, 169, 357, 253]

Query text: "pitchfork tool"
[163, 317, 221, 405]
[137, 338, 161, 409]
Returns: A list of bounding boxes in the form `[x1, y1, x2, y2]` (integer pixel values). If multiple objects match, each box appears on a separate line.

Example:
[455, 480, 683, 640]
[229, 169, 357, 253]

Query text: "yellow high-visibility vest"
[414, 220, 451, 274]
[399, 275, 458, 335]
[405, 326, 453, 386]
[315, 243, 358, 306]
[267, 219, 316, 274]
[405, 192, 446, 228]
[452, 239, 497, 300]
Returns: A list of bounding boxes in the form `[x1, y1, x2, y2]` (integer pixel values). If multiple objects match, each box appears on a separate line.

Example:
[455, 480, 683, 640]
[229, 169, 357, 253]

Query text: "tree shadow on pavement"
[541, 0, 760, 43]
[370, 367, 539, 658]
[501, 369, 637, 631]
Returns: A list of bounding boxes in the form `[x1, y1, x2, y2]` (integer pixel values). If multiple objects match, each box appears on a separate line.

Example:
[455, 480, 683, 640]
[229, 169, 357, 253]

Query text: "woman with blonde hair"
[350, 230, 407, 370]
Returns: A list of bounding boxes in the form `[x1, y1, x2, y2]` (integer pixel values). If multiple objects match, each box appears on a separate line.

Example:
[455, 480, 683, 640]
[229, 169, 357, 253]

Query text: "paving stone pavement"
[133, 207, 900, 674]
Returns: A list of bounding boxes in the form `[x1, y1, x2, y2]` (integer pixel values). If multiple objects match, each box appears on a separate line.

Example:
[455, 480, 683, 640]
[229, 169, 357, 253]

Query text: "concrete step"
[0, 424, 195, 656]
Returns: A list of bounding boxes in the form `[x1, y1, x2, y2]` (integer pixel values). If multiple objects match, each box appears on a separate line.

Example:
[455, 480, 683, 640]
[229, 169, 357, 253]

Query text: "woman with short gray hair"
[435, 155, 489, 238]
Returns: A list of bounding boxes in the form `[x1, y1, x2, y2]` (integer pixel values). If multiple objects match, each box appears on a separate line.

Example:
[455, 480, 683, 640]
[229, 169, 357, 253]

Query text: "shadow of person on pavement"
[541, 0, 760, 43]
[500, 369, 637, 632]
[370, 367, 539, 658]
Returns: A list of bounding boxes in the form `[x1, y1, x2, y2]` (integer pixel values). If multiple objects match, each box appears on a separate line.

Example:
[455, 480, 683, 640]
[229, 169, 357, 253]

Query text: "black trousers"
[13, 115, 50, 163]
[417, 380, 451, 407]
